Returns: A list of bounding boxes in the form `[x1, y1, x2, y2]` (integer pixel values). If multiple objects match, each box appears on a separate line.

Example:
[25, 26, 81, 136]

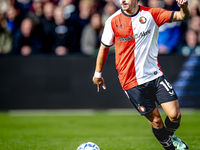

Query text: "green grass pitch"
[0, 109, 200, 150]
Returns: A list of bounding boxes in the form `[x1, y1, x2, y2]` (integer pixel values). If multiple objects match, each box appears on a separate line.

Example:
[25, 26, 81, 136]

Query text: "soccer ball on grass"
[77, 142, 100, 150]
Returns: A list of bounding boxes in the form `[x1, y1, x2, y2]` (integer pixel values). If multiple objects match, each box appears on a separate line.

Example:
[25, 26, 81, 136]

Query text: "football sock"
[165, 116, 180, 136]
[152, 127, 175, 150]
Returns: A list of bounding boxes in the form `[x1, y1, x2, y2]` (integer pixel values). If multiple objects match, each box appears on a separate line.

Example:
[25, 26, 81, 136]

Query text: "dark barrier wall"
[0, 55, 193, 110]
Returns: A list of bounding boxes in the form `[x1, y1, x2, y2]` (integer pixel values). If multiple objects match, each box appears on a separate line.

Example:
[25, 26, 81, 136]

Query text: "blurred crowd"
[0, 0, 199, 56]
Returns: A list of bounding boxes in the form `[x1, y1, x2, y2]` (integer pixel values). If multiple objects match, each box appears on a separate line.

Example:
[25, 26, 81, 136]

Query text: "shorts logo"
[169, 90, 175, 96]
[139, 16, 147, 24]
[138, 105, 146, 113]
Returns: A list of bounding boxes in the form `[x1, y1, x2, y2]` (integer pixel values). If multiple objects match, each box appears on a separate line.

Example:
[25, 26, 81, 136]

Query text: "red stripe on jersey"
[111, 13, 138, 89]
[157, 60, 163, 74]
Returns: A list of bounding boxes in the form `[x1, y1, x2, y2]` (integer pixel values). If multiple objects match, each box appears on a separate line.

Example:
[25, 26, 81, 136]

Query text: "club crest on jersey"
[139, 16, 147, 24]
[138, 105, 146, 113]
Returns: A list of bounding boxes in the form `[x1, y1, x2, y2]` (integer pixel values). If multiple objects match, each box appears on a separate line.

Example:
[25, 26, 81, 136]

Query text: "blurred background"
[0, 0, 200, 110]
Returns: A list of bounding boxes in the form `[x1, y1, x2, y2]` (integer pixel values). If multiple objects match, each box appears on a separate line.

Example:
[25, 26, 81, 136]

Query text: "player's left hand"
[176, 0, 188, 8]
[93, 76, 106, 92]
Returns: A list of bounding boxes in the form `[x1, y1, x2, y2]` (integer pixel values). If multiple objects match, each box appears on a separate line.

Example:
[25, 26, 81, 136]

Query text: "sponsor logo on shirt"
[118, 29, 151, 42]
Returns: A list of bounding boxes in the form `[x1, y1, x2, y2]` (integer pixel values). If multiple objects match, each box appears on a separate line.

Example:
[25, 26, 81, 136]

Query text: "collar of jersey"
[121, 5, 140, 17]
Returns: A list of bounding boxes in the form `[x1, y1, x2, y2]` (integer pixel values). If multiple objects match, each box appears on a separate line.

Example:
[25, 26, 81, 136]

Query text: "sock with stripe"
[165, 116, 180, 136]
[152, 127, 175, 150]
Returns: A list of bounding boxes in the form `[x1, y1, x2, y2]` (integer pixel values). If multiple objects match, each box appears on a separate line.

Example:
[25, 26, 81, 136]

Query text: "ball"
[76, 142, 100, 150]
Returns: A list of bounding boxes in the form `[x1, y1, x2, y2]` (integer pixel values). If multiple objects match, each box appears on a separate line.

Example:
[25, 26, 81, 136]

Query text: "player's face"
[119, 0, 138, 13]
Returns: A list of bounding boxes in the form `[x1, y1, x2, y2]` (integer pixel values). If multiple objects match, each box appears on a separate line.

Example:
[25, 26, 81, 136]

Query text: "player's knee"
[169, 111, 181, 122]
[152, 116, 163, 129]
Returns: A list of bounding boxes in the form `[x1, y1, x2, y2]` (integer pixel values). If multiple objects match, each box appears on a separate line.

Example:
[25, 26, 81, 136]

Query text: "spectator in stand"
[178, 29, 200, 56]
[12, 18, 43, 56]
[188, 16, 200, 43]
[17, 0, 32, 19]
[0, 10, 12, 55]
[9, 0, 17, 6]
[42, 0, 51, 4]
[188, 0, 200, 18]
[40, 2, 55, 53]
[28, 0, 43, 30]
[60, 0, 77, 21]
[70, 0, 95, 51]
[76, 0, 94, 28]
[0, 0, 9, 14]
[59, 0, 74, 8]
[0, 0, 18, 14]
[147, 0, 159, 7]
[101, 1, 118, 25]
[104, 0, 120, 8]
[138, 0, 144, 6]
[81, 12, 103, 56]
[51, 0, 59, 5]
[50, 6, 77, 56]
[157, 0, 182, 54]
[90, 0, 101, 15]
[5, 5, 22, 36]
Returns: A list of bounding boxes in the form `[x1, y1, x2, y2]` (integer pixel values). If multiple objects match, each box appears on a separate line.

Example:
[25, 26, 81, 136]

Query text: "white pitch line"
[5, 108, 200, 116]
[7, 109, 96, 116]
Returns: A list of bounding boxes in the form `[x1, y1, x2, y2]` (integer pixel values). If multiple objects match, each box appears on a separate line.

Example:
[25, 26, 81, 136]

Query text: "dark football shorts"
[125, 75, 178, 116]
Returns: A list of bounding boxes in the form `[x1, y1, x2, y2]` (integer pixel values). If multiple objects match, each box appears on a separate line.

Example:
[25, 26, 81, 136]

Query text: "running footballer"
[93, 0, 190, 149]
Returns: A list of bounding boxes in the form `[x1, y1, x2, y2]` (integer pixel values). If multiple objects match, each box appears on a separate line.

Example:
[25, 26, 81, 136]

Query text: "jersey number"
[160, 79, 172, 91]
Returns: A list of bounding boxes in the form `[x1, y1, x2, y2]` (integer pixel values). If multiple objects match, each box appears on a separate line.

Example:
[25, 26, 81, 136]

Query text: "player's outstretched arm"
[93, 43, 109, 92]
[172, 0, 190, 22]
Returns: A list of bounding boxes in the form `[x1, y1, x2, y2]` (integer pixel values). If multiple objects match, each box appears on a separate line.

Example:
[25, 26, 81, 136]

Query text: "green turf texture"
[0, 109, 200, 150]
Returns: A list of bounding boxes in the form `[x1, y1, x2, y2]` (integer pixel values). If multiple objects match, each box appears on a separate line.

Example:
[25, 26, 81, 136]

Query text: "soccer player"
[92, 0, 190, 149]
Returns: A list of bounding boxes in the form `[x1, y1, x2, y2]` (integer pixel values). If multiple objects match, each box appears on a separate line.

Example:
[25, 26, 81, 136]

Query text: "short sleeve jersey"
[101, 5, 174, 91]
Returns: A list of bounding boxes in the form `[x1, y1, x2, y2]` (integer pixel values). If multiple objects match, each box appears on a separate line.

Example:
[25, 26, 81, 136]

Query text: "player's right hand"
[176, 0, 188, 8]
[93, 76, 106, 92]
